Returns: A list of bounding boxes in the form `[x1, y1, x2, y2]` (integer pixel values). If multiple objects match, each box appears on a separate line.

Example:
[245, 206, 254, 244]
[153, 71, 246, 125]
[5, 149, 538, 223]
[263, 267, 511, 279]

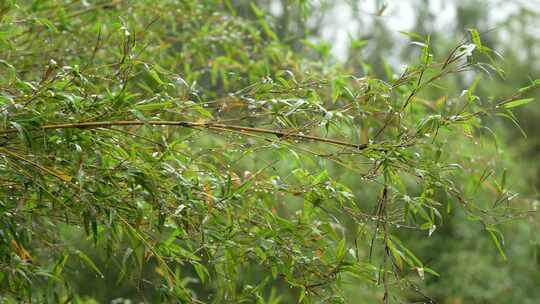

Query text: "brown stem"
[0, 120, 372, 150]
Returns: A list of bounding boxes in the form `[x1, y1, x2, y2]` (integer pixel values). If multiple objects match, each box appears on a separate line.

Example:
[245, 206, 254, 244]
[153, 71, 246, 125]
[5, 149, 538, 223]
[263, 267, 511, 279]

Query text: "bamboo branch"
[0, 120, 372, 150]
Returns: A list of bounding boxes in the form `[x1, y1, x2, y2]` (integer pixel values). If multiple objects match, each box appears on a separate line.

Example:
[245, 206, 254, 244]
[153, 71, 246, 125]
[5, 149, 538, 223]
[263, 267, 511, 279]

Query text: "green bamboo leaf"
[134, 101, 173, 111]
[250, 3, 278, 41]
[486, 227, 507, 261]
[149, 69, 164, 85]
[75, 250, 104, 278]
[336, 238, 346, 261]
[398, 31, 424, 41]
[423, 267, 440, 277]
[193, 262, 209, 284]
[502, 98, 534, 109]
[468, 28, 482, 49]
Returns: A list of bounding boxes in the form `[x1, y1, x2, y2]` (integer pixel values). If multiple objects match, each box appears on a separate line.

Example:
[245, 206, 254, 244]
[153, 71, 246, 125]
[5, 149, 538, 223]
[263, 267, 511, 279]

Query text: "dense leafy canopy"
[0, 1, 537, 303]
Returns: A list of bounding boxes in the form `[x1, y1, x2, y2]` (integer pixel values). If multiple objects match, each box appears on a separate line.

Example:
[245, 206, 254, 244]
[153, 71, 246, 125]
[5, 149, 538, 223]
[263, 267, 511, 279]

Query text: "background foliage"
[0, 1, 538, 303]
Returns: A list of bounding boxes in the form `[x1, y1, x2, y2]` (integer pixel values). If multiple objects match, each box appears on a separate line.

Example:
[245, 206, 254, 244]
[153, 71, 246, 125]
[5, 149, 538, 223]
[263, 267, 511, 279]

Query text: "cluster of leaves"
[0, 1, 536, 303]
